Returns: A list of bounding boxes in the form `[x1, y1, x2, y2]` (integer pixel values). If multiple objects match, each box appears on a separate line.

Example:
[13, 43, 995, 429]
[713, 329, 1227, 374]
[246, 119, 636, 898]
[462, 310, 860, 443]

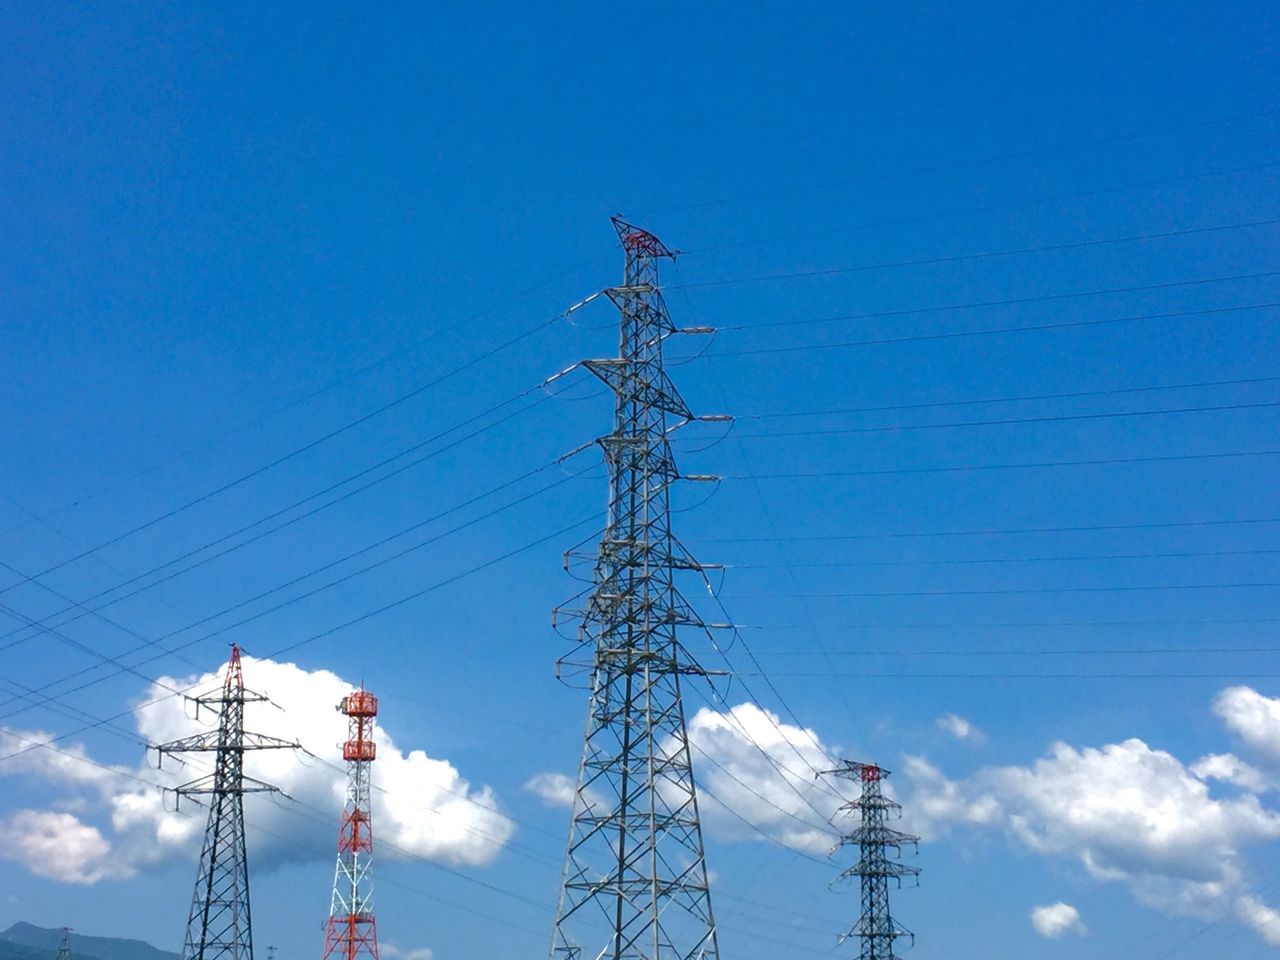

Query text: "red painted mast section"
[322, 687, 379, 960]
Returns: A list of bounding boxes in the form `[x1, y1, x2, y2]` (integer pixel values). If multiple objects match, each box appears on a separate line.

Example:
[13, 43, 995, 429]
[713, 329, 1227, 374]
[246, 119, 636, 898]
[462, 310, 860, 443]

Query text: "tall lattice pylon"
[321, 687, 380, 960]
[549, 217, 720, 960]
[824, 761, 920, 960]
[155, 645, 299, 960]
[56, 929, 71, 960]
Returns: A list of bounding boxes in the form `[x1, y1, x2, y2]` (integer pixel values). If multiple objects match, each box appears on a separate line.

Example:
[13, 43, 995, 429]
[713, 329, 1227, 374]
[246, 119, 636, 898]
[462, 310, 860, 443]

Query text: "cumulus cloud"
[936, 713, 985, 744]
[1030, 902, 1085, 938]
[1192, 753, 1272, 794]
[0, 654, 514, 883]
[525, 772, 578, 807]
[381, 944, 434, 960]
[900, 735, 1280, 942]
[1216, 687, 1280, 762]
[0, 810, 128, 884]
[683, 702, 845, 854]
[523, 702, 846, 854]
[1237, 895, 1280, 946]
[898, 755, 1000, 839]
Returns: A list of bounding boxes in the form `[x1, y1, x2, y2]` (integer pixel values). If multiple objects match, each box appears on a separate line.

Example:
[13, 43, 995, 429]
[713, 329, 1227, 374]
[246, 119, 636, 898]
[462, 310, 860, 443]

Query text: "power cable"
[0, 480, 599, 720]
[640, 106, 1280, 216]
[738, 581, 1280, 599]
[727, 548, 1280, 569]
[737, 399, 1280, 440]
[0, 387, 550, 647]
[702, 515, 1280, 543]
[710, 301, 1280, 359]
[734, 447, 1280, 480]
[725, 270, 1280, 332]
[0, 307, 572, 596]
[676, 220, 1280, 289]
[739, 376, 1280, 421]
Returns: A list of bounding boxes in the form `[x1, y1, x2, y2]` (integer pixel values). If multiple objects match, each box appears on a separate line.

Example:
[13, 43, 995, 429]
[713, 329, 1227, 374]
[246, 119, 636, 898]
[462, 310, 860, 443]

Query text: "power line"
[0, 313, 567, 596]
[725, 548, 1280, 569]
[640, 106, 1280, 216]
[702, 515, 1280, 543]
[725, 271, 1280, 332]
[736, 581, 1280, 599]
[737, 617, 1280, 630]
[675, 219, 1280, 289]
[0, 483, 599, 720]
[0, 388, 552, 647]
[737, 399, 1280, 440]
[709, 301, 1280, 359]
[732, 447, 1280, 480]
[737, 670, 1280, 681]
[0, 254, 613, 550]
[739, 376, 1280, 421]
[747, 644, 1280, 658]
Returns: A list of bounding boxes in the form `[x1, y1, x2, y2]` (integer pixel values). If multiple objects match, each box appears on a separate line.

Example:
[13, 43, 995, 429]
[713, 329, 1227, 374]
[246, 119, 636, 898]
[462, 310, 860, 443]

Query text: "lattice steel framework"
[322, 687, 380, 960]
[549, 217, 719, 960]
[155, 646, 298, 960]
[56, 929, 71, 960]
[824, 761, 919, 960]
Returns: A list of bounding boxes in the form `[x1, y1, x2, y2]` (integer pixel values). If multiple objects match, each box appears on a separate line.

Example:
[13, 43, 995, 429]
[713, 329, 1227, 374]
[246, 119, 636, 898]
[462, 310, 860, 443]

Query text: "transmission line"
[710, 301, 1279, 359]
[677, 219, 1280, 289]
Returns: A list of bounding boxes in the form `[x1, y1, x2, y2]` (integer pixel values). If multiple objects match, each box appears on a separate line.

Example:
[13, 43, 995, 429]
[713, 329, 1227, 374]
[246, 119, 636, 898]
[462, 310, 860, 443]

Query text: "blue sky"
[0, 2, 1278, 958]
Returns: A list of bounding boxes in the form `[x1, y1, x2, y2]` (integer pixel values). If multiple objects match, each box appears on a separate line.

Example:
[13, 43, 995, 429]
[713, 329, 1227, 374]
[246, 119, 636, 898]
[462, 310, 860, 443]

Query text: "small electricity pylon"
[56, 929, 71, 960]
[155, 645, 299, 960]
[321, 687, 380, 960]
[823, 761, 920, 960]
[549, 218, 721, 960]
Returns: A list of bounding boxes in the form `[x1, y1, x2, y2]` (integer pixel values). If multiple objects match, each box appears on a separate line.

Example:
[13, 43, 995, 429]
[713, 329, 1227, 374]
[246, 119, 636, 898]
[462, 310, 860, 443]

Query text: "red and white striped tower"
[322, 687, 380, 960]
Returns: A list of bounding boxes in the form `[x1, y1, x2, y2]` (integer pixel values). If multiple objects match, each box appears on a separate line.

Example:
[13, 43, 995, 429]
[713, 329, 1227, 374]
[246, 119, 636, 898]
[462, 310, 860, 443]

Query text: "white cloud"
[524, 772, 578, 807]
[1030, 902, 1085, 939]
[898, 755, 1000, 839]
[1192, 753, 1272, 793]
[1216, 687, 1280, 762]
[901, 736, 1280, 941]
[936, 713, 985, 744]
[0, 810, 129, 884]
[381, 944, 434, 960]
[523, 703, 846, 854]
[1237, 895, 1280, 946]
[0, 654, 515, 882]
[682, 702, 844, 854]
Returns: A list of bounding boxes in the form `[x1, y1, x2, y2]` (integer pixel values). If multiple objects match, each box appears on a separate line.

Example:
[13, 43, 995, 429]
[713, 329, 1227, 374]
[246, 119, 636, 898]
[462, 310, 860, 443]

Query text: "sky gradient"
[1, 3, 1279, 959]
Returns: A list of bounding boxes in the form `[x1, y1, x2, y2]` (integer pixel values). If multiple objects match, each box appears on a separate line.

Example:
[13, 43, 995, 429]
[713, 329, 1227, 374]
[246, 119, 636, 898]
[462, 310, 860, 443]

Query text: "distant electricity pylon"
[155, 645, 299, 960]
[56, 928, 71, 960]
[824, 760, 920, 960]
[549, 218, 722, 960]
[321, 687, 381, 960]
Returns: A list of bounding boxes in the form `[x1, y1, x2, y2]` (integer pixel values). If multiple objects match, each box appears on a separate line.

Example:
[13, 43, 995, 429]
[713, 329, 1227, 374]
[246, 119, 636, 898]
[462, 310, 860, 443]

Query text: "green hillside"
[0, 925, 177, 960]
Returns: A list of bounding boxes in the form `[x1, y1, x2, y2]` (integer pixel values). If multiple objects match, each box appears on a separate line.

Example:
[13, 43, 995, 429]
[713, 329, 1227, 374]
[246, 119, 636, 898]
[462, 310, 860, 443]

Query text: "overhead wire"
[736, 399, 1280, 440]
[702, 514, 1280, 543]
[674, 219, 1280, 289]
[723, 270, 1280, 333]
[0, 294, 592, 596]
[709, 301, 1280, 359]
[738, 375, 1280, 421]
[732, 447, 1280, 480]
[0, 484, 601, 721]
[0, 387, 551, 646]
[0, 249, 614, 544]
[639, 105, 1280, 216]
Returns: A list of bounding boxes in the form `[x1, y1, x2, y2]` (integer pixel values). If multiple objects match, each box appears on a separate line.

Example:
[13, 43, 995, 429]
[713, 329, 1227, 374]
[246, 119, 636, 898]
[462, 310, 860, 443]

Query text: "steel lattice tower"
[549, 217, 719, 960]
[56, 929, 71, 960]
[321, 687, 380, 960]
[824, 761, 919, 960]
[155, 646, 298, 960]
